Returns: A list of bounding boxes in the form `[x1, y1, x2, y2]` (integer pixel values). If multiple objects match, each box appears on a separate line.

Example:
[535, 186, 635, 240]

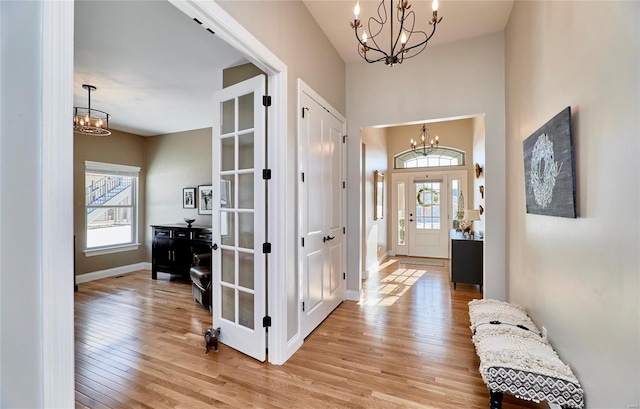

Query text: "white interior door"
[407, 176, 449, 258]
[299, 83, 346, 339]
[212, 75, 266, 361]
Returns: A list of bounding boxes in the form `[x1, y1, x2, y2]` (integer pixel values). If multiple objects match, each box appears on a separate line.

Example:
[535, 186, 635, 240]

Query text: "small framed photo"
[183, 188, 196, 209]
[198, 185, 213, 215]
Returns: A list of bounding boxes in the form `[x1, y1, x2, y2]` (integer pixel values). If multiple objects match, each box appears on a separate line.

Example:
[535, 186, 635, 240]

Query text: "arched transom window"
[394, 147, 465, 169]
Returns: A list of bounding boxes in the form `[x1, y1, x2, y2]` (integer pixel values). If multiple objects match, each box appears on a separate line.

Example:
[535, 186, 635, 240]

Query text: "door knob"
[211, 243, 218, 250]
[326, 235, 335, 241]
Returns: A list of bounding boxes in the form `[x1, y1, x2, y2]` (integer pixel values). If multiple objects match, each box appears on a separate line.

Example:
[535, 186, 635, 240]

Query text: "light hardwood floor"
[74, 259, 544, 409]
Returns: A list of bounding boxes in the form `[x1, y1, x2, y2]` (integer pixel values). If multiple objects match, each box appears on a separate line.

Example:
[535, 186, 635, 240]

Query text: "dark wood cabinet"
[151, 224, 212, 279]
[450, 230, 483, 291]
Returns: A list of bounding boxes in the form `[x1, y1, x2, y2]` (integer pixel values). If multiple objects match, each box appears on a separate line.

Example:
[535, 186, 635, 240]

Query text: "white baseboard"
[76, 262, 150, 284]
[346, 289, 361, 301]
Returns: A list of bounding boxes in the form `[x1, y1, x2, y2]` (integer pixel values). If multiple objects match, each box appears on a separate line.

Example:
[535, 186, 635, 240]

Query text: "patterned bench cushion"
[469, 299, 584, 408]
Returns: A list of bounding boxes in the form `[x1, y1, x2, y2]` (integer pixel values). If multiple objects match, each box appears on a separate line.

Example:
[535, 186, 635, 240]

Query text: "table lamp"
[462, 209, 482, 237]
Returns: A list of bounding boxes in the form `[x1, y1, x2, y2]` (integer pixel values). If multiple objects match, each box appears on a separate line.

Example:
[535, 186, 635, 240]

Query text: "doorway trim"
[44, 1, 290, 405]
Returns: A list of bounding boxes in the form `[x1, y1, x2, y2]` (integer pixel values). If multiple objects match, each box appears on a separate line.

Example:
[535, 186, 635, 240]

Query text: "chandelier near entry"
[350, 0, 443, 66]
[73, 84, 111, 136]
[410, 124, 439, 155]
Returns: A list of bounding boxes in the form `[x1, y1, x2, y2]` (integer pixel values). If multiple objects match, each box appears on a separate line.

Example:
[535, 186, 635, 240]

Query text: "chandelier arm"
[367, 18, 387, 55]
[354, 26, 389, 61]
[390, 2, 408, 57]
[402, 22, 437, 55]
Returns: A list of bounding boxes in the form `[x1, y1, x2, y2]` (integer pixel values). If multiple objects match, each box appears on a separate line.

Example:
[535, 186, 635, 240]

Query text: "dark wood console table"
[151, 224, 212, 279]
[450, 229, 483, 291]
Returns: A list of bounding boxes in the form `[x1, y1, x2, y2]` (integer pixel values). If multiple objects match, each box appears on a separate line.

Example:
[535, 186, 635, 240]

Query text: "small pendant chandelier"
[73, 84, 111, 136]
[350, 0, 443, 66]
[410, 124, 439, 156]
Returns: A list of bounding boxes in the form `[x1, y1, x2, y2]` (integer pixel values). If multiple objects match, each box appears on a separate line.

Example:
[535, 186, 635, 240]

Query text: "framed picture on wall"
[198, 185, 213, 215]
[183, 187, 196, 209]
[374, 170, 384, 220]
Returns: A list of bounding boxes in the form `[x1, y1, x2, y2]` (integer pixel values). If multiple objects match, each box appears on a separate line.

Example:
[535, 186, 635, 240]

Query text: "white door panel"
[299, 83, 346, 339]
[407, 177, 449, 258]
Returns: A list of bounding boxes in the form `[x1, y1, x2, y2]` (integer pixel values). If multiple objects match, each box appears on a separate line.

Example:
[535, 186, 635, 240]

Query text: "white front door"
[407, 176, 449, 258]
[299, 82, 346, 339]
[212, 75, 266, 361]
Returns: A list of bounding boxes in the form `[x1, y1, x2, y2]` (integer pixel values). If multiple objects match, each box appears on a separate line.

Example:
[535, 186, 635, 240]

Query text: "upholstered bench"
[468, 299, 584, 409]
[190, 253, 211, 312]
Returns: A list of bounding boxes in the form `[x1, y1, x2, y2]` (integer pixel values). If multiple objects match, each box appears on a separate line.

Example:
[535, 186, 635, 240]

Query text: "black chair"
[189, 253, 211, 312]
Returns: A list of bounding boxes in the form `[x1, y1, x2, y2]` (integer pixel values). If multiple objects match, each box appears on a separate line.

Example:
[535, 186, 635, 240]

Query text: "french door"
[212, 75, 266, 361]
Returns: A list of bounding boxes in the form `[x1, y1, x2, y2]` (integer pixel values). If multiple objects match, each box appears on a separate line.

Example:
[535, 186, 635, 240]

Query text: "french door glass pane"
[239, 253, 254, 289]
[221, 137, 235, 171]
[238, 212, 254, 249]
[415, 182, 441, 230]
[239, 291, 255, 329]
[238, 132, 254, 170]
[221, 249, 235, 284]
[221, 99, 235, 135]
[221, 211, 235, 246]
[238, 173, 254, 209]
[221, 286, 235, 322]
[238, 93, 254, 131]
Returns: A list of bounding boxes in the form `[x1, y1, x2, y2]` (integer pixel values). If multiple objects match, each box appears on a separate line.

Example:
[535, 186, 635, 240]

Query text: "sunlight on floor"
[359, 267, 426, 307]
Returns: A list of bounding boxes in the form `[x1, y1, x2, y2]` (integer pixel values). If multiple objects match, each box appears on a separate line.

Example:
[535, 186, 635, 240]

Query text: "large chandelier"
[410, 124, 439, 155]
[350, 0, 443, 66]
[73, 84, 111, 136]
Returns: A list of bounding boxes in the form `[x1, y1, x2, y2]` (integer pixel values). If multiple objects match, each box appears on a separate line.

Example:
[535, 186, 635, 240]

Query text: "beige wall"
[73, 129, 147, 275]
[361, 127, 388, 275]
[347, 32, 506, 299]
[505, 1, 639, 406]
[217, 0, 347, 341]
[223, 62, 264, 88]
[145, 127, 213, 256]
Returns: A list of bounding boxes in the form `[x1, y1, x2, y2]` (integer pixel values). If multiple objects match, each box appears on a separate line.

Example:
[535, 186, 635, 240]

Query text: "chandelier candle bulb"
[432, 0, 438, 12]
[354, 1, 360, 19]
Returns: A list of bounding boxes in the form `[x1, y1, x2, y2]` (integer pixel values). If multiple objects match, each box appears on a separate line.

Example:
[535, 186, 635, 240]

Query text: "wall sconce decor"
[479, 185, 484, 199]
[475, 163, 483, 178]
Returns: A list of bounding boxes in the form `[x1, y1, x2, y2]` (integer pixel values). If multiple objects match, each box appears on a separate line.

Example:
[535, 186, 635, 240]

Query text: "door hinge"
[301, 237, 305, 247]
[263, 243, 272, 253]
[343, 227, 346, 235]
[342, 181, 346, 189]
[301, 172, 305, 182]
[263, 95, 271, 107]
[343, 135, 347, 143]
[343, 272, 346, 280]
[302, 302, 305, 312]
[262, 316, 272, 327]
[262, 169, 272, 180]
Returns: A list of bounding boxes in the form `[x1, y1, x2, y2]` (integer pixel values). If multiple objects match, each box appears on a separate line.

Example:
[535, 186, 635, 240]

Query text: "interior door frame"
[168, 0, 291, 365]
[41, 3, 291, 405]
[390, 169, 468, 257]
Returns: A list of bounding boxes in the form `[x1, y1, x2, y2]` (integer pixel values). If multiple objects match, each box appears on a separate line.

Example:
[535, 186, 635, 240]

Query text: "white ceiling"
[74, 0, 247, 137]
[74, 1, 514, 137]
[303, 0, 514, 64]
